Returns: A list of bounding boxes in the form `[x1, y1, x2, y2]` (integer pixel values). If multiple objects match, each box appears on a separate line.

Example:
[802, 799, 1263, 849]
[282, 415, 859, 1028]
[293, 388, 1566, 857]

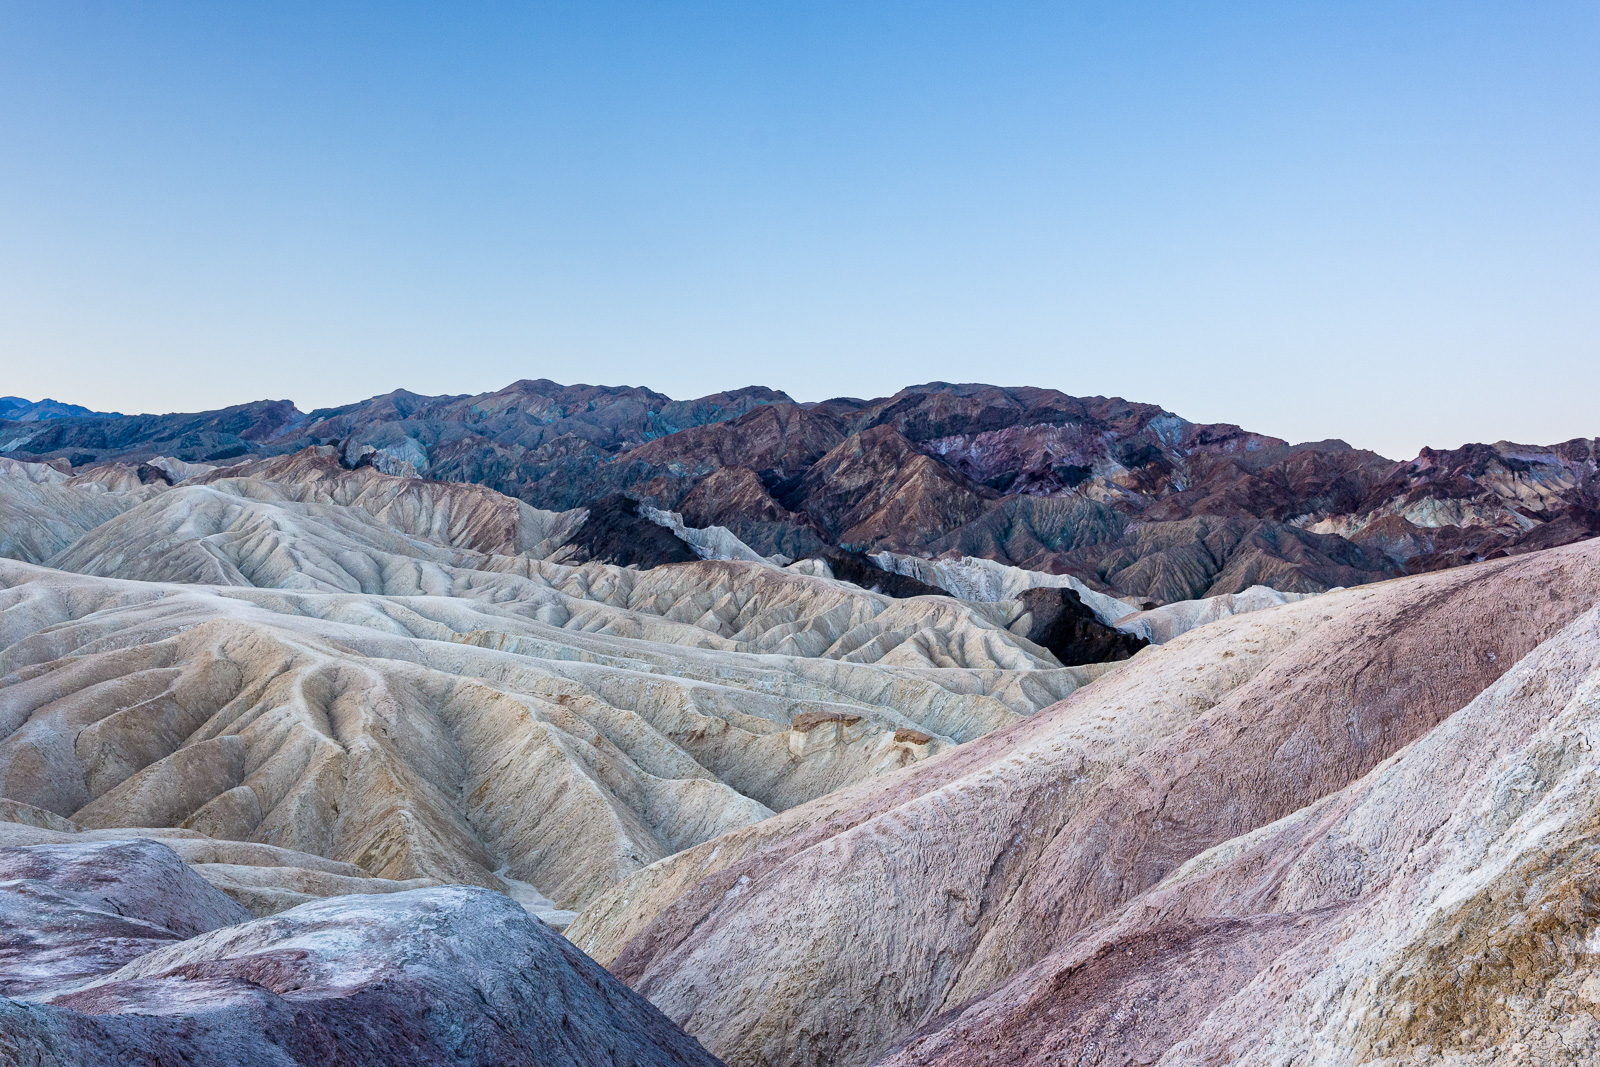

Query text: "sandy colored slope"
[0, 554, 1097, 915]
[0, 457, 159, 564]
[20, 455, 1073, 671]
[0, 450, 1118, 918]
[193, 446, 591, 556]
[566, 537, 1600, 1067]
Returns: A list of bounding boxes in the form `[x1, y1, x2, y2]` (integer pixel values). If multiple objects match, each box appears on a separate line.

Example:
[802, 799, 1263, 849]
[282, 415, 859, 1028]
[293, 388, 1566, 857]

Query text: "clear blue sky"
[1, 2, 1595, 457]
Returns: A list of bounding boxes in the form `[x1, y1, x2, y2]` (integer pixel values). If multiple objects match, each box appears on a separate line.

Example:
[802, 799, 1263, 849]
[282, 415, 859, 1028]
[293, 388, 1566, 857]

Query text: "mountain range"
[4, 379, 1597, 603]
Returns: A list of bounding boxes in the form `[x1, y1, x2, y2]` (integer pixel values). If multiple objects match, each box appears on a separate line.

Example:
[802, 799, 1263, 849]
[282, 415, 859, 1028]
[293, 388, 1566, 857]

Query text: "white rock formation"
[1114, 583, 1316, 643]
[641, 505, 776, 564]
[870, 550, 1137, 622]
[870, 548, 1317, 645]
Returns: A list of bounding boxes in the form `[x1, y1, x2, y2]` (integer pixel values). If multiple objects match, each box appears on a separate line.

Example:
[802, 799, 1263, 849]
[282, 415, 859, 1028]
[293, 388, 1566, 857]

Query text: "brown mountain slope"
[787, 426, 994, 551]
[303, 379, 793, 456]
[6, 380, 1599, 600]
[675, 465, 827, 559]
[628, 404, 850, 479]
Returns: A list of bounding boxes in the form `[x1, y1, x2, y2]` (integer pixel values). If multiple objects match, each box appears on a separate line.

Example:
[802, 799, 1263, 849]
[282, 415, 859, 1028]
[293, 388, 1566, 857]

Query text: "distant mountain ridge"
[3, 378, 1596, 602]
[0, 396, 122, 421]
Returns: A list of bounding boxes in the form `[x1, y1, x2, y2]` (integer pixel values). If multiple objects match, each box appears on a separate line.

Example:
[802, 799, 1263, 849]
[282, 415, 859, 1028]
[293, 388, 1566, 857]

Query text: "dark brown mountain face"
[560, 494, 701, 569]
[675, 466, 828, 559]
[628, 403, 850, 480]
[812, 548, 949, 598]
[1016, 586, 1149, 666]
[4, 379, 1596, 602]
[1092, 517, 1398, 603]
[926, 495, 1128, 575]
[1142, 441, 1394, 523]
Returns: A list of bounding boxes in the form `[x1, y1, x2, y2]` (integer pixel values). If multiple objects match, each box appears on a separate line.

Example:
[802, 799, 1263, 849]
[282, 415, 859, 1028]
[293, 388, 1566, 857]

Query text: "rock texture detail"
[0, 839, 722, 1067]
[0, 454, 1104, 918]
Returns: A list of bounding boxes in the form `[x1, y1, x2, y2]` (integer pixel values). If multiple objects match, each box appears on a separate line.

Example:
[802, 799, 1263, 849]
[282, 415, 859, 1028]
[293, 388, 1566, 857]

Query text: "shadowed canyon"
[2, 381, 1599, 1065]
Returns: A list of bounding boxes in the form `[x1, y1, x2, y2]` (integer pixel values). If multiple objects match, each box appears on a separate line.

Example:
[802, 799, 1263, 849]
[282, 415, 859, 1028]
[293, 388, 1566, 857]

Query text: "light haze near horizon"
[1, 2, 1596, 460]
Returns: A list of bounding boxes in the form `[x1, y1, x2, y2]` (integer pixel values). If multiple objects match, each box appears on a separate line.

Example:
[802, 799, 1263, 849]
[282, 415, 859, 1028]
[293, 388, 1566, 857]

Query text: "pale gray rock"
[1113, 582, 1316, 644]
[0, 839, 251, 997]
[0, 821, 434, 916]
[869, 549, 1136, 622]
[640, 505, 775, 564]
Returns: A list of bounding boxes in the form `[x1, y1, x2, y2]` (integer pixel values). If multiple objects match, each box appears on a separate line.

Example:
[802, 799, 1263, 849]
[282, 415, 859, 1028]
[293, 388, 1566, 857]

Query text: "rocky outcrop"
[787, 426, 993, 551]
[559, 493, 701, 568]
[923, 494, 1128, 574]
[808, 548, 948, 599]
[676, 466, 827, 560]
[1013, 586, 1147, 666]
[629, 403, 850, 479]
[0, 839, 722, 1067]
[1091, 515, 1396, 602]
[868, 549, 1139, 622]
[0, 839, 252, 996]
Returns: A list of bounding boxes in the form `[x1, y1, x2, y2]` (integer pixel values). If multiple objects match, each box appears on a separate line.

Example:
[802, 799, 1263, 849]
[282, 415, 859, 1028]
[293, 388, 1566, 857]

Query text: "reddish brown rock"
[7, 380, 1600, 600]
[790, 426, 994, 551]
[629, 404, 850, 479]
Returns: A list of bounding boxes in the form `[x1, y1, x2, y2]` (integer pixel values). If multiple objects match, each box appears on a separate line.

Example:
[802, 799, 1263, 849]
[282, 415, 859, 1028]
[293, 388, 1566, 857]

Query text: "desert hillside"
[2, 389, 1599, 1065]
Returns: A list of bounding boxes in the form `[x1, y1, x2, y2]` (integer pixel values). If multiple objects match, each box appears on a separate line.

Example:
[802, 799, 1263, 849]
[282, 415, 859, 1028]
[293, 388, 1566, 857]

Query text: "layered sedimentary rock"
[0, 457, 161, 565]
[567, 536, 1600, 1067]
[676, 465, 828, 559]
[0, 557, 1092, 914]
[0, 838, 721, 1067]
[787, 425, 994, 551]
